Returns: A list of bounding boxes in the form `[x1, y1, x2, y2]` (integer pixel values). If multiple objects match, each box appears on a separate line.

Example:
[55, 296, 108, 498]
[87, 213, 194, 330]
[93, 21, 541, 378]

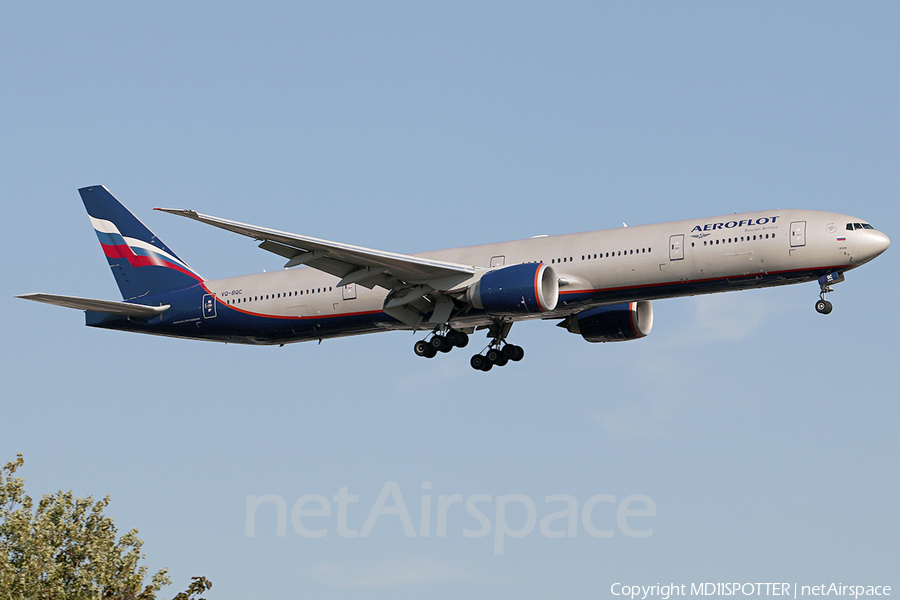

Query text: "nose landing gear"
[815, 271, 844, 315]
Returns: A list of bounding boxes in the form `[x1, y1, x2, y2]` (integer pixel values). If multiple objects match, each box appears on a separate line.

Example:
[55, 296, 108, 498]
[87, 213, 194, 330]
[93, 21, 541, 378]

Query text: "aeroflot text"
[244, 481, 655, 554]
[690, 216, 780, 232]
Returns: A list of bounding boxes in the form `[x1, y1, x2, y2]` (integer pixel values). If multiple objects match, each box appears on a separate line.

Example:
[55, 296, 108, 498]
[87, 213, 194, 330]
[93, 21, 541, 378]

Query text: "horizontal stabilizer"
[17, 293, 170, 317]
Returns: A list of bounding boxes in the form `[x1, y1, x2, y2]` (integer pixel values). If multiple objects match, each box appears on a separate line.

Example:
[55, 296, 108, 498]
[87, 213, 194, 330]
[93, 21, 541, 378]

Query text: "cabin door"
[669, 235, 684, 261]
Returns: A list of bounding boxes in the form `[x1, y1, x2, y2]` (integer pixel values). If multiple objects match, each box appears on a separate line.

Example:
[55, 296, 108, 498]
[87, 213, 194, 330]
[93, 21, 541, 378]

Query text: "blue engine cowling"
[562, 301, 653, 342]
[467, 263, 559, 314]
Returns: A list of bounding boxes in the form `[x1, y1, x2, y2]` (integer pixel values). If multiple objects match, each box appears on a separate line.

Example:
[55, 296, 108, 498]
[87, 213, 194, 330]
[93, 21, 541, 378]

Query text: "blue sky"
[2, 3, 898, 598]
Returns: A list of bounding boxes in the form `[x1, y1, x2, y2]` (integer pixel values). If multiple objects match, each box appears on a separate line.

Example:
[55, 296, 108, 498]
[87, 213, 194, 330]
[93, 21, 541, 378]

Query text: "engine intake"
[467, 263, 558, 314]
[563, 301, 653, 343]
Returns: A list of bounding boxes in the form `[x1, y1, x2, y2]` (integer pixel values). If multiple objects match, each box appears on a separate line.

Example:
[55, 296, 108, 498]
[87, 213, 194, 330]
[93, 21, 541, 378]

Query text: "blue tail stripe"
[79, 186, 204, 300]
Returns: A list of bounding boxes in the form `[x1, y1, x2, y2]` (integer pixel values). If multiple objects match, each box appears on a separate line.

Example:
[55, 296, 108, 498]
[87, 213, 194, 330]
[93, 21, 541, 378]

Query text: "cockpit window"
[847, 222, 876, 230]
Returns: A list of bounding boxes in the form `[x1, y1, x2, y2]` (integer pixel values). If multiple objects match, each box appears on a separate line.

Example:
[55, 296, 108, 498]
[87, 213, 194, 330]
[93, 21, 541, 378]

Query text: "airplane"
[18, 186, 890, 371]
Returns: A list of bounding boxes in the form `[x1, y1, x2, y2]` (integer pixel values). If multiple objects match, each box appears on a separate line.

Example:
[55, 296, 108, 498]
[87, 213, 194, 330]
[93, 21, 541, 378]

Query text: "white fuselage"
[201, 209, 888, 339]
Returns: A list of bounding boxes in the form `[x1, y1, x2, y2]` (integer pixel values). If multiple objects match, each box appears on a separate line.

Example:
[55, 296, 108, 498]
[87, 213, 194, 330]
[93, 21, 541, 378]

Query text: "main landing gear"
[412, 321, 527, 371]
[468, 321, 524, 372]
[469, 342, 524, 372]
[413, 327, 469, 358]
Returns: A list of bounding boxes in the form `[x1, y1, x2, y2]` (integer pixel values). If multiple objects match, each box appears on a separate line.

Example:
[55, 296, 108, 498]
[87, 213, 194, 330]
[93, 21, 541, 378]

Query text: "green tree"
[1, 454, 211, 599]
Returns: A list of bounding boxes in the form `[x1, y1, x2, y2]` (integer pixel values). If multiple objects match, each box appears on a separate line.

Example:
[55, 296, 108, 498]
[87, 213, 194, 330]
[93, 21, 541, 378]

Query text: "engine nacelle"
[563, 301, 653, 343]
[467, 263, 559, 314]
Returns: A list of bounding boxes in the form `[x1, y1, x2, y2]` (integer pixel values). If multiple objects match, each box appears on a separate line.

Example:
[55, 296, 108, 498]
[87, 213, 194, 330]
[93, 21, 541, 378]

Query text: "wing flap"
[17, 293, 170, 317]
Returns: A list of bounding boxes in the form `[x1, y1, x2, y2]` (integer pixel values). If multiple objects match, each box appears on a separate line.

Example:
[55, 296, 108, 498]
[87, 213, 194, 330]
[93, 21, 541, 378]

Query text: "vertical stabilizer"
[79, 186, 204, 300]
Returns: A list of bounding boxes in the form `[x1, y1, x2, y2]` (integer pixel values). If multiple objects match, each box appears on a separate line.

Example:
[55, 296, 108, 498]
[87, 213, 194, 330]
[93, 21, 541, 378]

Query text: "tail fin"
[80, 186, 204, 300]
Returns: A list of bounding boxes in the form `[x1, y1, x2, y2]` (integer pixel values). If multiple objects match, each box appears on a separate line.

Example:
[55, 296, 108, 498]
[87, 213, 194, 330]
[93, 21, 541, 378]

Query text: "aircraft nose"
[872, 230, 891, 257]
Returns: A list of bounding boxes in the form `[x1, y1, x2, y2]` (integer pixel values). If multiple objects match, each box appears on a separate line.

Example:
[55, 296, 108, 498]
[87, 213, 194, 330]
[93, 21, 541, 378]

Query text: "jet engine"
[561, 301, 653, 343]
[466, 263, 559, 314]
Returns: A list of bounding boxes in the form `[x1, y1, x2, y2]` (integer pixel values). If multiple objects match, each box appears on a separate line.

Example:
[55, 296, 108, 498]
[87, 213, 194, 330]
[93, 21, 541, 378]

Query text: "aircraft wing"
[17, 293, 170, 317]
[154, 208, 478, 291]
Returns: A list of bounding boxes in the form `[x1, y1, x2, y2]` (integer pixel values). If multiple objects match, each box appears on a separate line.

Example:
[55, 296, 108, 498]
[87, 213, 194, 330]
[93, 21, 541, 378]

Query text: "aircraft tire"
[470, 354, 487, 370]
[415, 340, 438, 358]
[507, 345, 524, 361]
[815, 300, 833, 315]
[447, 330, 469, 348]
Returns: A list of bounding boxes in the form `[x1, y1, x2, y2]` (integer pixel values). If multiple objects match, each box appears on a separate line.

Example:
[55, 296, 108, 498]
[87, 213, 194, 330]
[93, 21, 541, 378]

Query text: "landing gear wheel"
[815, 299, 833, 315]
[446, 330, 469, 348]
[430, 335, 448, 352]
[470, 354, 487, 370]
[503, 344, 524, 362]
[486, 348, 502, 364]
[415, 340, 437, 358]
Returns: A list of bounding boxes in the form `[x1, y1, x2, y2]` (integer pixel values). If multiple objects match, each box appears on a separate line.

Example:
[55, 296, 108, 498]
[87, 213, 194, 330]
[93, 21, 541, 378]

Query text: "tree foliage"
[1, 454, 210, 600]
